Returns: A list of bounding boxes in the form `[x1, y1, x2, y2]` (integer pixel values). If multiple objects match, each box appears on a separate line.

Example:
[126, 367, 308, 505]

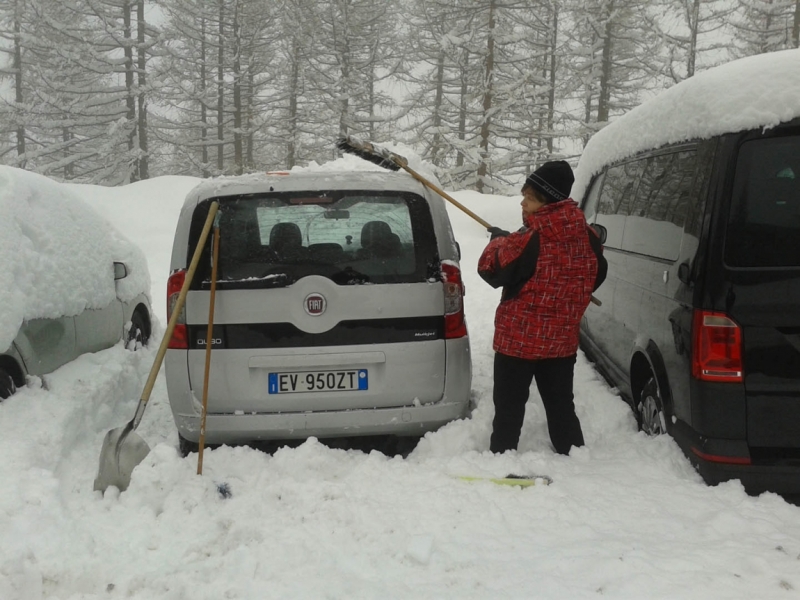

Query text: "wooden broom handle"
[197, 222, 220, 475]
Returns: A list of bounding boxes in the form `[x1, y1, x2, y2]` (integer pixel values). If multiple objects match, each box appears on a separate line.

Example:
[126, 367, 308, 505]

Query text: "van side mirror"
[590, 224, 607, 245]
[678, 262, 691, 285]
[113, 262, 128, 280]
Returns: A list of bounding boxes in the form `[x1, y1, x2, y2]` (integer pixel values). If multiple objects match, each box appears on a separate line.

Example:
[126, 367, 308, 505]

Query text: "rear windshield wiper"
[211, 272, 292, 289]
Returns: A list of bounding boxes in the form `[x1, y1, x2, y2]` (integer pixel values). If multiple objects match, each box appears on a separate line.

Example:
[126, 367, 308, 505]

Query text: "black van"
[576, 57, 800, 496]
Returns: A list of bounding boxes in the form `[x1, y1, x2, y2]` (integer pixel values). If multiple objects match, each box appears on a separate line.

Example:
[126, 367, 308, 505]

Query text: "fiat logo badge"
[304, 293, 327, 316]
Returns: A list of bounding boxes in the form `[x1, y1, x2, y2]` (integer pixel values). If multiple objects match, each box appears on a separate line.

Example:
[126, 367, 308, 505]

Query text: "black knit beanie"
[524, 160, 574, 204]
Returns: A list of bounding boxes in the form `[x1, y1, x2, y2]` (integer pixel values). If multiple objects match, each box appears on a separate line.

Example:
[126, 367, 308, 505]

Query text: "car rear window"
[726, 136, 800, 268]
[189, 190, 440, 288]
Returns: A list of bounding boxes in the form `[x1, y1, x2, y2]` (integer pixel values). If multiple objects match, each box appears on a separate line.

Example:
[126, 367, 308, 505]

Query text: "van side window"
[581, 172, 605, 224]
[621, 150, 697, 261]
[725, 136, 800, 268]
[685, 142, 714, 240]
[595, 161, 644, 249]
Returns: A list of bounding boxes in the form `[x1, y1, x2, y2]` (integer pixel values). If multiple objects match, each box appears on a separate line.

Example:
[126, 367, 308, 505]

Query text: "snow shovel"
[335, 136, 601, 306]
[93, 201, 220, 493]
[196, 217, 220, 476]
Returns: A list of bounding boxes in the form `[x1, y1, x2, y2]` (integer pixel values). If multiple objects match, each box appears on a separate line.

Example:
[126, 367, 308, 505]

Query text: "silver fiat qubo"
[165, 170, 472, 454]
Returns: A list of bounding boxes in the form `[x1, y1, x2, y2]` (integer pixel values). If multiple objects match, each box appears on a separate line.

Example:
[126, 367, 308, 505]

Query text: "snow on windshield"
[0, 166, 150, 351]
[574, 48, 800, 201]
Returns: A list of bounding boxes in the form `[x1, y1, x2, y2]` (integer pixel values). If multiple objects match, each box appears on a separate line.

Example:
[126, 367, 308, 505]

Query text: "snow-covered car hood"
[574, 48, 800, 201]
[0, 166, 150, 351]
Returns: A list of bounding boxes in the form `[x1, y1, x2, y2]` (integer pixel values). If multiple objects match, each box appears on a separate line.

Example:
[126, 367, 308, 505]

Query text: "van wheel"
[0, 367, 16, 400]
[178, 435, 199, 457]
[126, 311, 149, 351]
[637, 376, 667, 435]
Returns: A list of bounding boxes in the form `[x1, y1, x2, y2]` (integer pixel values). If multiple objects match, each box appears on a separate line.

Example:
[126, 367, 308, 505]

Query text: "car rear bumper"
[671, 420, 800, 496]
[692, 459, 800, 496]
[172, 398, 470, 444]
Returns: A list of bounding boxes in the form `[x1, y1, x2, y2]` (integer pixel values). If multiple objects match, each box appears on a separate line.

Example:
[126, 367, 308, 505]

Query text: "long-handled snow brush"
[336, 136, 492, 228]
[336, 136, 601, 307]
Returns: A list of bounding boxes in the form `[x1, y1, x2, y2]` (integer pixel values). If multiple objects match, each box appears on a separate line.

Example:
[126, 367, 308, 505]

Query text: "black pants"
[490, 352, 584, 455]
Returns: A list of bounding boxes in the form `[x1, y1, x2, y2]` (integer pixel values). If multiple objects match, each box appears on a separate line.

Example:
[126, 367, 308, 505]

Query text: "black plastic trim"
[188, 316, 445, 349]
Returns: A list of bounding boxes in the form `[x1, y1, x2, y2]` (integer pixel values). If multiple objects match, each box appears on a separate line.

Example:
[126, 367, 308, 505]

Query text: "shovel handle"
[197, 222, 220, 475]
[131, 201, 220, 430]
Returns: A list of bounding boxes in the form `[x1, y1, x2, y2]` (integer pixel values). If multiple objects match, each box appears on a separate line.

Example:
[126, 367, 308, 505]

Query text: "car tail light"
[167, 269, 188, 349]
[691, 310, 743, 383]
[441, 262, 467, 339]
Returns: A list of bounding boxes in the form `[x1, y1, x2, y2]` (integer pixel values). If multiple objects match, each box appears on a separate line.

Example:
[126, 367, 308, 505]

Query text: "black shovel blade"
[93, 422, 151, 493]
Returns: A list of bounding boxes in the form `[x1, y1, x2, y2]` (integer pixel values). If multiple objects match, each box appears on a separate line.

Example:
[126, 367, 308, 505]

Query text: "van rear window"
[189, 191, 439, 288]
[726, 137, 800, 268]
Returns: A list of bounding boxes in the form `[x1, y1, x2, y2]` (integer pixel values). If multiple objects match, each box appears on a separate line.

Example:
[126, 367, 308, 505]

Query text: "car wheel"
[178, 435, 199, 457]
[0, 367, 17, 400]
[126, 311, 149, 351]
[637, 375, 667, 435]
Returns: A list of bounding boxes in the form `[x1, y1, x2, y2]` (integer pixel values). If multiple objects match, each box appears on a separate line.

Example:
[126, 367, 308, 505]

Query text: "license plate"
[268, 369, 368, 394]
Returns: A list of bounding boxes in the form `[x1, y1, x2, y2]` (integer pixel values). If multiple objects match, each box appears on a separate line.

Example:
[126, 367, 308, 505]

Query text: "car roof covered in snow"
[573, 48, 800, 202]
[182, 169, 428, 209]
[0, 166, 150, 352]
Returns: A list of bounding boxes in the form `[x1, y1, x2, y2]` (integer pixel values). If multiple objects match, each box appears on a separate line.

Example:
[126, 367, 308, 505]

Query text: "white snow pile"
[574, 48, 800, 200]
[0, 166, 150, 351]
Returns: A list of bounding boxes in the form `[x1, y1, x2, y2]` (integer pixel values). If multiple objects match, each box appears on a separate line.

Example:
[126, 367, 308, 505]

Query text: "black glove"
[487, 226, 510, 240]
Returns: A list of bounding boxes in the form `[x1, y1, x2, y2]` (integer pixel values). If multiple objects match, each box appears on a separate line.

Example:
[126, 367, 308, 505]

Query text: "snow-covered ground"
[1, 171, 799, 600]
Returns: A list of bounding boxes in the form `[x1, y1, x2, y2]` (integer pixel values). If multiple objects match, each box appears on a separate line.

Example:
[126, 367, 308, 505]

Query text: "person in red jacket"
[478, 160, 607, 455]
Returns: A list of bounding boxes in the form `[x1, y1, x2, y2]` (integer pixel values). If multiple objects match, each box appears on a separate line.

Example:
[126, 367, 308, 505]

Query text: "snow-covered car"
[0, 167, 153, 399]
[164, 169, 472, 454]
[574, 49, 800, 495]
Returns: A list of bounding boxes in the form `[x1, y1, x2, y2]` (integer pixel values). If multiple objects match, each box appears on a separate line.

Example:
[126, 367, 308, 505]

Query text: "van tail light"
[691, 310, 743, 383]
[441, 262, 467, 339]
[167, 269, 188, 350]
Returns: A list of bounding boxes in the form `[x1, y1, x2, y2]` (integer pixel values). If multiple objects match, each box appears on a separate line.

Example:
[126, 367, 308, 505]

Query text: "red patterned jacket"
[478, 199, 607, 360]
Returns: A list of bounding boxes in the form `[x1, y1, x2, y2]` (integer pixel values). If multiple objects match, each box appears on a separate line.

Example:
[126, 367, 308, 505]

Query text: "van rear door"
[723, 134, 800, 452]
[183, 190, 446, 414]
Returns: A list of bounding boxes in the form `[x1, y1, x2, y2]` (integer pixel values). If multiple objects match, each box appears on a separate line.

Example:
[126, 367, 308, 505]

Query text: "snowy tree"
[401, 0, 565, 192]
[0, 0, 160, 183]
[61, 0, 159, 182]
[0, 0, 28, 166]
[644, 0, 736, 82]
[159, 0, 286, 176]
[560, 0, 663, 146]
[399, 0, 478, 175]
[730, 0, 800, 56]
[304, 0, 402, 148]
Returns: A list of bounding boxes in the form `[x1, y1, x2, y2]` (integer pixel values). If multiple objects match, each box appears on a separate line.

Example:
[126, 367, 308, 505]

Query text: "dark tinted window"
[622, 150, 696, 261]
[595, 161, 644, 249]
[581, 172, 605, 224]
[726, 137, 800, 268]
[189, 191, 439, 288]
